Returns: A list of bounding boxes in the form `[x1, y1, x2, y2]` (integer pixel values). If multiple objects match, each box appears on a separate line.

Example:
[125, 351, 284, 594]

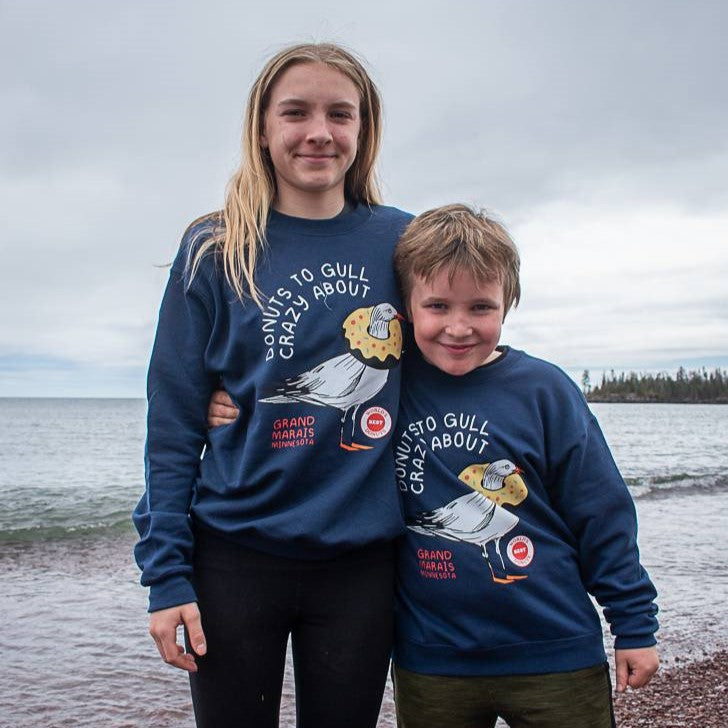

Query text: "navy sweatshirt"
[393, 345, 658, 676]
[133, 204, 413, 612]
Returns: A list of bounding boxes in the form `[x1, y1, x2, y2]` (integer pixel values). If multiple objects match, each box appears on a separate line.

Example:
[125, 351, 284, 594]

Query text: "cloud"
[1, 0, 726, 395]
[503, 201, 728, 370]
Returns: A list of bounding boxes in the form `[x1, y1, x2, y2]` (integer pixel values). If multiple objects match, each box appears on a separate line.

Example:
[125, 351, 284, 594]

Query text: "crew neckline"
[411, 345, 517, 382]
[268, 202, 372, 236]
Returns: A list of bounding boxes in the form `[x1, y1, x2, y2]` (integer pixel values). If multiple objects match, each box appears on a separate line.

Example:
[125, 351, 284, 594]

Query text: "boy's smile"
[408, 268, 504, 376]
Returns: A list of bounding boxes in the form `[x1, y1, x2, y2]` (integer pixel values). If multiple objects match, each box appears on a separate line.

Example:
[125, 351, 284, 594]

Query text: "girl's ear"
[260, 115, 269, 149]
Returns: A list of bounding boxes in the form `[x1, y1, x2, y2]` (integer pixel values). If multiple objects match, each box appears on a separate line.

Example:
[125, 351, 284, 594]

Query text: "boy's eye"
[282, 109, 306, 117]
[331, 110, 354, 120]
[425, 302, 447, 310]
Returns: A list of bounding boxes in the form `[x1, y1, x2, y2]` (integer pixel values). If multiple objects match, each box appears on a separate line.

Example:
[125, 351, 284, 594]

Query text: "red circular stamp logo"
[507, 535, 534, 567]
[360, 407, 392, 439]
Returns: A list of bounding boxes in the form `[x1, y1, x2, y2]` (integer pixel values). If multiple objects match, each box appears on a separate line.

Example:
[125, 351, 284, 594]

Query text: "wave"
[629, 472, 728, 500]
[0, 514, 134, 543]
[3, 474, 727, 541]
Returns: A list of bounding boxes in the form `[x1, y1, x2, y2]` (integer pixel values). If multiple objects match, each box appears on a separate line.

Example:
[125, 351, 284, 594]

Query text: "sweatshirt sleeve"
[132, 244, 217, 612]
[547, 387, 659, 649]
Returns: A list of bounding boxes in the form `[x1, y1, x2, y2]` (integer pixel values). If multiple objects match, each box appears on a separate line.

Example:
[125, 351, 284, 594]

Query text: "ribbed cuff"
[148, 575, 197, 612]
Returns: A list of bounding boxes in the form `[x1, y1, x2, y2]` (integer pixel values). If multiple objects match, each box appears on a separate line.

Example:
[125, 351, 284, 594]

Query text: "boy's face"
[408, 268, 504, 376]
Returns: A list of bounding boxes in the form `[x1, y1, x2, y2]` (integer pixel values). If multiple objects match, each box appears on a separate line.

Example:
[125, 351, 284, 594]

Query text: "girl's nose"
[306, 114, 333, 144]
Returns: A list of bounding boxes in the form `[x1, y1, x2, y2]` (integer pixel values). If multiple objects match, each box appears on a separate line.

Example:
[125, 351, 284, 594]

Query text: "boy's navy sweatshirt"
[133, 204, 413, 612]
[393, 345, 658, 676]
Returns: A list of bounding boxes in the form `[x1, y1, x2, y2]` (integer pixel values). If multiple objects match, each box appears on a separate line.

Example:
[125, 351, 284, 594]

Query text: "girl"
[133, 43, 412, 728]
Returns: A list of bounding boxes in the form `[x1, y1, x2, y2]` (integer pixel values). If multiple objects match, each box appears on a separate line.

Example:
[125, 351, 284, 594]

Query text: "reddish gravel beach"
[614, 651, 728, 728]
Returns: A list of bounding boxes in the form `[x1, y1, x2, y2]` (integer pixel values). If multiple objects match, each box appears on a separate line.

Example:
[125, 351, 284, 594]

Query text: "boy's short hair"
[394, 203, 521, 317]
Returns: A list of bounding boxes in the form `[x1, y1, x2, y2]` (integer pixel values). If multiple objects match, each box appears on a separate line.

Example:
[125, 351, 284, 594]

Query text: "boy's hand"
[208, 389, 239, 427]
[615, 646, 659, 692]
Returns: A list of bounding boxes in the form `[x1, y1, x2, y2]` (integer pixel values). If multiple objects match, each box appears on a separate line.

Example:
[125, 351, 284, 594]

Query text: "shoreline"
[613, 650, 728, 727]
[589, 397, 728, 405]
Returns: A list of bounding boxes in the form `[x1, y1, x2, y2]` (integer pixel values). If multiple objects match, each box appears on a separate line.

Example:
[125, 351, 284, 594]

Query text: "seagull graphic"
[409, 459, 529, 583]
[260, 302, 403, 450]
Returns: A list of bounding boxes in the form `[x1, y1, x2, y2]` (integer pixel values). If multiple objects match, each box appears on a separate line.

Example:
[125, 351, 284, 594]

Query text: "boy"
[390, 204, 658, 727]
[207, 203, 659, 727]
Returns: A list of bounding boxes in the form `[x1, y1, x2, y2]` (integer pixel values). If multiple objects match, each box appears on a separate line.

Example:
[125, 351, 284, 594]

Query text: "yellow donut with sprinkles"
[458, 463, 528, 506]
[343, 306, 402, 370]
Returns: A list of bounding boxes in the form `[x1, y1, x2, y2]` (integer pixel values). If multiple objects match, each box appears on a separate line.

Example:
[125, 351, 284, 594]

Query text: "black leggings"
[188, 529, 396, 728]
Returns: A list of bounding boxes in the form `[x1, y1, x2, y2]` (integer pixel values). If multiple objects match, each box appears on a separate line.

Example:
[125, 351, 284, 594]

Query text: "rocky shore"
[614, 651, 728, 727]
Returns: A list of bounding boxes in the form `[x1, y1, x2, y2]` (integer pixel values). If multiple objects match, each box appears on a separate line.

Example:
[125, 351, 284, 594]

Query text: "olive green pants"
[393, 663, 615, 728]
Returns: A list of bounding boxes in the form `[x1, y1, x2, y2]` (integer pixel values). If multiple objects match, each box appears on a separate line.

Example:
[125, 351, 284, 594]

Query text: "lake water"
[2, 398, 727, 727]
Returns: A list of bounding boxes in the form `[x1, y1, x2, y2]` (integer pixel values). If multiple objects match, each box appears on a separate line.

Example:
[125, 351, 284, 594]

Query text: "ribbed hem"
[393, 631, 607, 676]
[193, 524, 397, 568]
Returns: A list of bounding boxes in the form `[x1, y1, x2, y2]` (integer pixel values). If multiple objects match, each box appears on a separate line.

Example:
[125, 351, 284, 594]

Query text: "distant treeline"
[581, 367, 728, 403]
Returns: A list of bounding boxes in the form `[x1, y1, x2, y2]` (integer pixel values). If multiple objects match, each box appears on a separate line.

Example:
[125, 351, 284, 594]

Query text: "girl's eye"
[282, 109, 306, 117]
[331, 110, 353, 120]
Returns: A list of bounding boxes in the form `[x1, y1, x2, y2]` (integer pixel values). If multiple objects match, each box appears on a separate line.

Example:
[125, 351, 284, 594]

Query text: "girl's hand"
[615, 646, 659, 691]
[149, 602, 207, 673]
[208, 389, 240, 427]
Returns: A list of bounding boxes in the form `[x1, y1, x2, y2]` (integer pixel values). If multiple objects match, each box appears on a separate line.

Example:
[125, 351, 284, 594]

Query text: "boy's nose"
[445, 319, 473, 337]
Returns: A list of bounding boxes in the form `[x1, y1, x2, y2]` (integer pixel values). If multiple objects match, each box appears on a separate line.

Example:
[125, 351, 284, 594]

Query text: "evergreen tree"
[587, 367, 728, 403]
[581, 370, 591, 395]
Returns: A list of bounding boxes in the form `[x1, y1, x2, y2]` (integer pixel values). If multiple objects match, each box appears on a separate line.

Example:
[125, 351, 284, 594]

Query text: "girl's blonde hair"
[189, 43, 384, 306]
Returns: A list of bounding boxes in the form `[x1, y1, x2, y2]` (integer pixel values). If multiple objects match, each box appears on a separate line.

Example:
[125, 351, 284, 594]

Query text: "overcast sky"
[1, 0, 726, 397]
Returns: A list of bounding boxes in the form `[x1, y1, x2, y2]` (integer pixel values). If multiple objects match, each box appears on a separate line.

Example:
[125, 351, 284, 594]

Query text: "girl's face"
[261, 62, 361, 216]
